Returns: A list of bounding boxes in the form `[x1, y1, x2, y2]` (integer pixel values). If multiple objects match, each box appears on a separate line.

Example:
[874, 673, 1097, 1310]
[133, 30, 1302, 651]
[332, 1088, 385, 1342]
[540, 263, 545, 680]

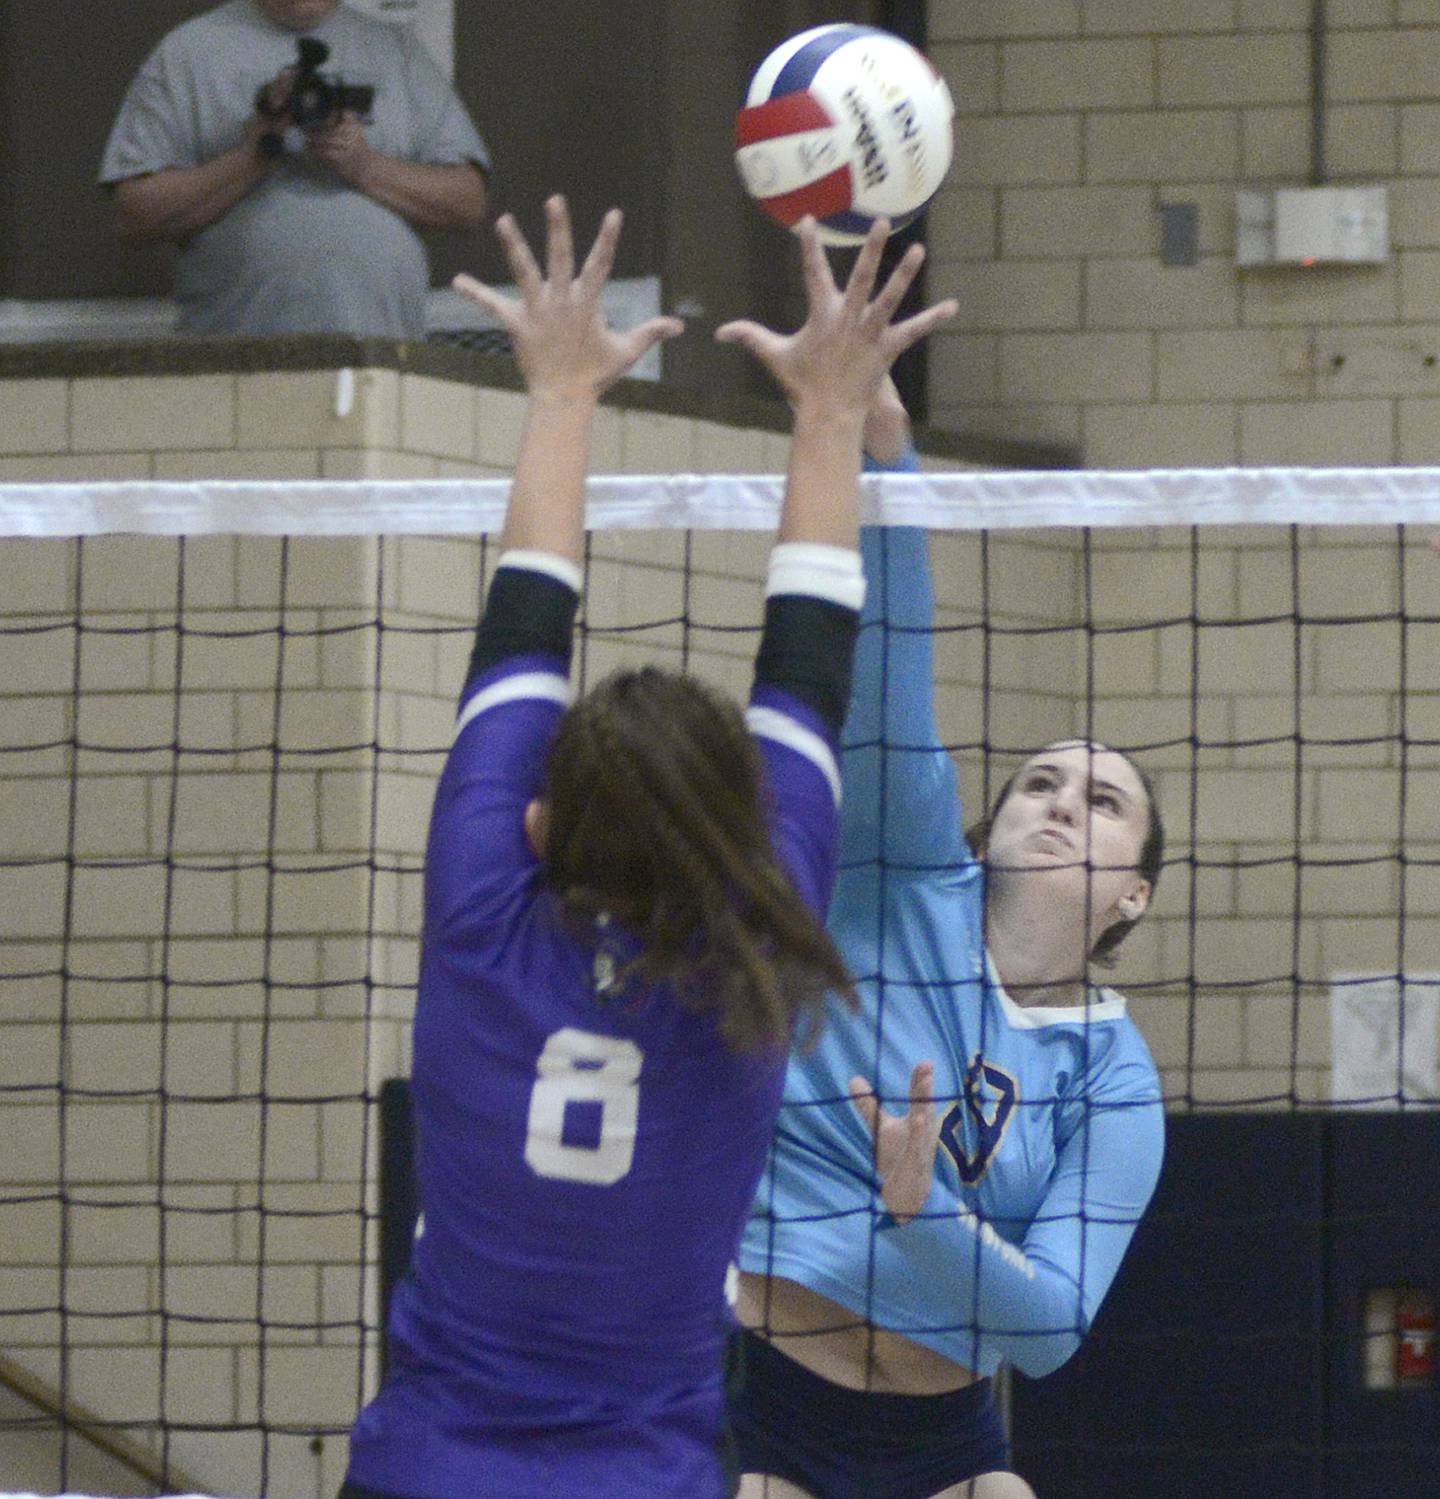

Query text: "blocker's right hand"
[715, 218, 957, 421]
[453, 195, 683, 402]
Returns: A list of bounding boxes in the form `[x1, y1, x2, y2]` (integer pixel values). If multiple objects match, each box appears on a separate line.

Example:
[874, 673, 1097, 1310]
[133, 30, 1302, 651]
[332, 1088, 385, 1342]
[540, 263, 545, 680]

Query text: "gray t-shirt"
[100, 0, 491, 338]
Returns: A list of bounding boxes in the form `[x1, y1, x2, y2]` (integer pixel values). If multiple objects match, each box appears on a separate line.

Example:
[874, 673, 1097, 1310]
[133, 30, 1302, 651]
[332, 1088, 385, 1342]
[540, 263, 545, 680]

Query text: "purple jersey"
[347, 638, 845, 1499]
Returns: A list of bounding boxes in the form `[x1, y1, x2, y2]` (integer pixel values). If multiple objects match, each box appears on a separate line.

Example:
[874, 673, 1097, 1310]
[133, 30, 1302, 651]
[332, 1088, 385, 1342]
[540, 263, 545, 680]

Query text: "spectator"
[100, 0, 490, 338]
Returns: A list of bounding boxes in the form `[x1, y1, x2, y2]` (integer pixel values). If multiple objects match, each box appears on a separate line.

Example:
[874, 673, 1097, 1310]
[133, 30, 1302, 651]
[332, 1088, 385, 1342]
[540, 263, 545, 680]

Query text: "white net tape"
[3, 466, 1440, 536]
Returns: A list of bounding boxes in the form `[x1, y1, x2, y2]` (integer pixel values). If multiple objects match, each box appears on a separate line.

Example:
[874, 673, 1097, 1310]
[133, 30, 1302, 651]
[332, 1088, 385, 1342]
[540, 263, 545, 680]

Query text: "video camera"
[256, 38, 375, 155]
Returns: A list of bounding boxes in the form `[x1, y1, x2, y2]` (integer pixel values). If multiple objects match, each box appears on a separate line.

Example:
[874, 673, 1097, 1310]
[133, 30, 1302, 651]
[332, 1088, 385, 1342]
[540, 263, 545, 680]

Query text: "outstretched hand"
[850, 1061, 942, 1225]
[715, 219, 957, 419]
[454, 195, 684, 401]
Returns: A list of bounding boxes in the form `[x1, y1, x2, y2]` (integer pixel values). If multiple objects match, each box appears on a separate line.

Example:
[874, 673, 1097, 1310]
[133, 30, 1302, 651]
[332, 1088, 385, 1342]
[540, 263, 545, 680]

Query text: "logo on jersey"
[591, 911, 624, 1003]
[938, 1054, 1019, 1186]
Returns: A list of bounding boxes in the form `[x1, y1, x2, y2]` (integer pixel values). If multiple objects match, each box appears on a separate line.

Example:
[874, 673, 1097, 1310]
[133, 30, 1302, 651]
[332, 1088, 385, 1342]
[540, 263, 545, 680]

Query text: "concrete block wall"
[0, 520, 386, 1495]
[0, 369, 780, 484]
[3, 361, 1435, 1492]
[925, 2, 1440, 464]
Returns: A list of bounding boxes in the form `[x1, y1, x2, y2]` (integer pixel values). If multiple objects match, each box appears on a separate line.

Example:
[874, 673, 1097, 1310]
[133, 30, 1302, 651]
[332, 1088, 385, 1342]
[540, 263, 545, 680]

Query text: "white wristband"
[767, 542, 866, 610]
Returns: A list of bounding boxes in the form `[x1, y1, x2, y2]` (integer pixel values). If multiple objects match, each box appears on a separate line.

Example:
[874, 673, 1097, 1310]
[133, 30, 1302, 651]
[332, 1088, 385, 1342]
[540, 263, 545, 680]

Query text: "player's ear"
[1118, 879, 1151, 923]
[524, 798, 550, 859]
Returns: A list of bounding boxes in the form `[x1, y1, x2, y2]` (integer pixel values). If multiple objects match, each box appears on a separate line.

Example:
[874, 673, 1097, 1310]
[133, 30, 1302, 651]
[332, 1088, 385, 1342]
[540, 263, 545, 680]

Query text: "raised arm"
[425, 199, 682, 936]
[717, 221, 956, 721]
[841, 383, 967, 875]
[717, 220, 955, 555]
[456, 196, 682, 567]
[715, 220, 957, 912]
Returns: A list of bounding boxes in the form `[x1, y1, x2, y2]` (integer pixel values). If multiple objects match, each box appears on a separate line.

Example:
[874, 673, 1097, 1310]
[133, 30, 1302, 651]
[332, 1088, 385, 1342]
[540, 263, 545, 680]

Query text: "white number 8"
[524, 1028, 643, 1185]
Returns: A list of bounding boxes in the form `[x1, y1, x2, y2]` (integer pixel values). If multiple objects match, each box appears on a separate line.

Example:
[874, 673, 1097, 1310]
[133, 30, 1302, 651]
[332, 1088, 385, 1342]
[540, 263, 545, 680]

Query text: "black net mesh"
[1, 509, 1437, 1496]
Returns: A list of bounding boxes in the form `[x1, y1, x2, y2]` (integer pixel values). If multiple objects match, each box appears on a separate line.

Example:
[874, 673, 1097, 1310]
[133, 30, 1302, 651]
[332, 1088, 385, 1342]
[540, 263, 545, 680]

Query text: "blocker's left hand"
[453, 195, 684, 401]
[850, 1060, 943, 1225]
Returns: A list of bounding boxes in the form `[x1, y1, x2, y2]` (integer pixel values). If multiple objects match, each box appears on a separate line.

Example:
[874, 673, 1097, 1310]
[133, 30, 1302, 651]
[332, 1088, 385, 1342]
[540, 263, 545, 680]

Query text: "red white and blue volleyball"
[735, 24, 955, 247]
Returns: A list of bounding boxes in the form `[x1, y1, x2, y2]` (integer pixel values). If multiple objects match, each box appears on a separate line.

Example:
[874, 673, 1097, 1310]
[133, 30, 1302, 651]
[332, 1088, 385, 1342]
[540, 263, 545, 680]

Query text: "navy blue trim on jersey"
[729, 1330, 1009, 1499]
[773, 24, 884, 94]
[467, 563, 579, 686]
[755, 593, 860, 737]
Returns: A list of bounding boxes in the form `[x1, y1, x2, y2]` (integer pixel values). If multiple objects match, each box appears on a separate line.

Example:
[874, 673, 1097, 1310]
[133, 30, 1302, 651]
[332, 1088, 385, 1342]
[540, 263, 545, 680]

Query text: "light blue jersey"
[739, 478, 1165, 1380]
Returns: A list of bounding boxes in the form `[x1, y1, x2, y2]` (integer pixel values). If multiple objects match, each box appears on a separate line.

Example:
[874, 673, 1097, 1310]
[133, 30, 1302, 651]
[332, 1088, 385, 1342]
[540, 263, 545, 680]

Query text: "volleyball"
[734, 24, 955, 247]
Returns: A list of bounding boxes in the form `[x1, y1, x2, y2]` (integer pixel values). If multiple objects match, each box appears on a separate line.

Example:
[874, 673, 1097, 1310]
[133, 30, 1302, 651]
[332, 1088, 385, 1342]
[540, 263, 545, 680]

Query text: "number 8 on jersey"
[525, 1028, 644, 1186]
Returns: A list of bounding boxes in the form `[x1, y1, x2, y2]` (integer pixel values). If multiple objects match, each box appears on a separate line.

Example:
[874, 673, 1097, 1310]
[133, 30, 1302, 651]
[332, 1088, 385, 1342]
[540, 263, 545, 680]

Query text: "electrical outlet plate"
[1236, 185, 1389, 267]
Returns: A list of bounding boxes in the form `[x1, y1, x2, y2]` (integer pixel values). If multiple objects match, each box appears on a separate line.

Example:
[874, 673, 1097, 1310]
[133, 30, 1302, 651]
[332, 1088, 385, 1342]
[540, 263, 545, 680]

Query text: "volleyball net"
[2, 469, 1438, 1497]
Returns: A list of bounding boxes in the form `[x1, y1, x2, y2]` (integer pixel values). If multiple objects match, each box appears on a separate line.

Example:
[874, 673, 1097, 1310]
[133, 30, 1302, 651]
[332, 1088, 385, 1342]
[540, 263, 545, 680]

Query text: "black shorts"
[728, 1328, 1010, 1499]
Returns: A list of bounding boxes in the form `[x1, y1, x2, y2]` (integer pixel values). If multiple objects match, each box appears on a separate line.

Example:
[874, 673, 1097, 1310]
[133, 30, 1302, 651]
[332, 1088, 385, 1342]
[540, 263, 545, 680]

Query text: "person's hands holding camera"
[305, 111, 375, 186]
[254, 66, 298, 122]
[246, 66, 297, 158]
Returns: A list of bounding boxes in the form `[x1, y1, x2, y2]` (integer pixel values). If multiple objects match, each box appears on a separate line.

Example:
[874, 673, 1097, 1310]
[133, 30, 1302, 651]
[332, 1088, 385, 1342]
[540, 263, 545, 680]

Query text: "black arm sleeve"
[754, 594, 860, 737]
[465, 566, 579, 687]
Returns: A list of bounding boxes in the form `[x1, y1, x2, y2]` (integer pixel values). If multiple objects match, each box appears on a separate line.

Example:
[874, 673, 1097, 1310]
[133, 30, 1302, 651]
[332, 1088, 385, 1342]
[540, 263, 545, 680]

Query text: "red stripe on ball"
[757, 165, 855, 226]
[735, 90, 835, 147]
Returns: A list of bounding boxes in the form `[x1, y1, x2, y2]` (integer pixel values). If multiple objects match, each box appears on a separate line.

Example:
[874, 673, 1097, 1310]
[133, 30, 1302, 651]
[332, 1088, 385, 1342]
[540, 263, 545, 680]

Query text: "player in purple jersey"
[732, 382, 1168, 1499]
[338, 199, 958, 1499]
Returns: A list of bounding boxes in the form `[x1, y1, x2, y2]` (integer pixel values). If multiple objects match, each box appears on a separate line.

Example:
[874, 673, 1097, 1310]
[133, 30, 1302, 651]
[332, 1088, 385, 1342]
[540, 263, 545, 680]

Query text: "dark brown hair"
[540, 666, 856, 1051]
[965, 747, 1164, 968]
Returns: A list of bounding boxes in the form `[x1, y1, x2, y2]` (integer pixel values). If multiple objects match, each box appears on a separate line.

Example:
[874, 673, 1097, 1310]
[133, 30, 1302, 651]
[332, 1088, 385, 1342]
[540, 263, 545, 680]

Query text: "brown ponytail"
[541, 666, 855, 1052]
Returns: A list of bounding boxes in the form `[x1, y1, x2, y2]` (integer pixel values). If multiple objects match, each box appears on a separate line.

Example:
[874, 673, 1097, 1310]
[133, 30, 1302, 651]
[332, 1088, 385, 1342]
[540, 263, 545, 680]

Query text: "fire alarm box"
[1396, 1292, 1436, 1386]
[1366, 1287, 1437, 1389]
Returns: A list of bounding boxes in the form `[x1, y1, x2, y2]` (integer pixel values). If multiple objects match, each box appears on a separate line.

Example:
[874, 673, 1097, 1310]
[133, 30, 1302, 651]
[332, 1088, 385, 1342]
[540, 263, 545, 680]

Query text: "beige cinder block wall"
[4, 364, 1436, 1493]
[926, 1, 1440, 466]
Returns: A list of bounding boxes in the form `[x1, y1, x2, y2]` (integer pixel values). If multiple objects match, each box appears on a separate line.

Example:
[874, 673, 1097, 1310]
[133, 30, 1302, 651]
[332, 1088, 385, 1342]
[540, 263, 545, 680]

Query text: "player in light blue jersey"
[733, 383, 1167, 1499]
[339, 203, 957, 1499]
